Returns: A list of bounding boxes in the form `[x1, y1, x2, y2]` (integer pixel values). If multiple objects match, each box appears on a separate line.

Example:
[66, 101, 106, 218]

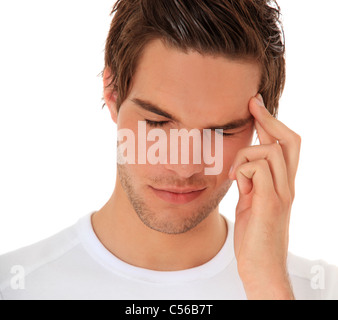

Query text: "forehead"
[128, 39, 261, 127]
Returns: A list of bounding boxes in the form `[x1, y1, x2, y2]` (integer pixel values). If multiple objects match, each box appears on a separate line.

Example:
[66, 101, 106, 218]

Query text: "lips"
[155, 187, 206, 193]
[149, 186, 207, 204]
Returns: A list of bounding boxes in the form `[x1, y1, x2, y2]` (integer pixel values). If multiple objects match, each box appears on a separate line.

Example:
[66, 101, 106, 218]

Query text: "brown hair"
[103, 0, 285, 118]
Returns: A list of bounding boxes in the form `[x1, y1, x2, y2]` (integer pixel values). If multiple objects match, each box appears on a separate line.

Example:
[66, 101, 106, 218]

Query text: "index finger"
[249, 94, 302, 196]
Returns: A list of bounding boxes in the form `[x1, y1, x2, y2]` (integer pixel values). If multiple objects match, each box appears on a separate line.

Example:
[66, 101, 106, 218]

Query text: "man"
[1, 0, 337, 300]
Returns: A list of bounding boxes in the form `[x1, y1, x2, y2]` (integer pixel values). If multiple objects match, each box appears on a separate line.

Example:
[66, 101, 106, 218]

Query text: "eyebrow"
[208, 115, 254, 131]
[131, 97, 254, 130]
[131, 98, 178, 121]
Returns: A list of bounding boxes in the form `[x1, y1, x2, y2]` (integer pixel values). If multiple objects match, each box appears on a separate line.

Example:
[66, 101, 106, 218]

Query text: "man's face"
[107, 39, 261, 234]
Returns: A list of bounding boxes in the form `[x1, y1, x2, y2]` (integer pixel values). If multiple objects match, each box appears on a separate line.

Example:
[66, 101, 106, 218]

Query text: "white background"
[0, 0, 337, 266]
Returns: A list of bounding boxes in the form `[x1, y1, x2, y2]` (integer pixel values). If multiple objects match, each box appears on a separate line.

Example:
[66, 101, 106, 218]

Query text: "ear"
[103, 67, 118, 124]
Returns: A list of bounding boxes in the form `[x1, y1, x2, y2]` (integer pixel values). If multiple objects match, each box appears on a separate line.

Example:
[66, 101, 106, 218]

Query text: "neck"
[92, 181, 227, 271]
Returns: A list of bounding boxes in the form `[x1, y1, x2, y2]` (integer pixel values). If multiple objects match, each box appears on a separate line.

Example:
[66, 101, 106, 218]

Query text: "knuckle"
[281, 190, 293, 206]
[271, 142, 283, 154]
[234, 162, 245, 176]
[269, 193, 283, 211]
[257, 159, 269, 169]
[273, 195, 291, 215]
[234, 165, 241, 176]
[277, 189, 294, 213]
[292, 132, 302, 146]
[297, 134, 302, 145]
[236, 147, 250, 160]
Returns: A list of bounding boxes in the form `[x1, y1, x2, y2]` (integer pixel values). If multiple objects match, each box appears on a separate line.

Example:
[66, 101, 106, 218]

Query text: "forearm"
[242, 273, 295, 300]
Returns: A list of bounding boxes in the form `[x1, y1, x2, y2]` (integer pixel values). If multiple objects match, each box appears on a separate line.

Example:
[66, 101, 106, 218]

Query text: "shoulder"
[287, 252, 338, 300]
[0, 224, 80, 295]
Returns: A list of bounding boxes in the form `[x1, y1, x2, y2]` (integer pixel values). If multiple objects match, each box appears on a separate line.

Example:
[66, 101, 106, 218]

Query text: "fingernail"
[256, 94, 265, 107]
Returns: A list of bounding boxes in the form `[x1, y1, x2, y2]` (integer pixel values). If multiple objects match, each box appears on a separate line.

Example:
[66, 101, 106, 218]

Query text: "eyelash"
[144, 119, 235, 137]
[145, 119, 169, 128]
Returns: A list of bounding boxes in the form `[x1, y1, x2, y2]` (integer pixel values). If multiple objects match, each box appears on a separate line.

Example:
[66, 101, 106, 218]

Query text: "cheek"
[222, 143, 238, 176]
[222, 131, 254, 172]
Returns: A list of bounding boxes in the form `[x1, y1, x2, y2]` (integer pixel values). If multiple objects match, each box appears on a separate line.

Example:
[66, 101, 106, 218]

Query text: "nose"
[164, 132, 205, 178]
[164, 162, 205, 179]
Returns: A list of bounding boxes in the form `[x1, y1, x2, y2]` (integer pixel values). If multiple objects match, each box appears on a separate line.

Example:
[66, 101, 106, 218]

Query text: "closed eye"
[145, 119, 236, 137]
[145, 119, 170, 128]
[215, 129, 236, 137]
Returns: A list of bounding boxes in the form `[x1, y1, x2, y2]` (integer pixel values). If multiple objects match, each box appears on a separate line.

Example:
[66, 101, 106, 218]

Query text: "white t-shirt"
[0, 213, 337, 300]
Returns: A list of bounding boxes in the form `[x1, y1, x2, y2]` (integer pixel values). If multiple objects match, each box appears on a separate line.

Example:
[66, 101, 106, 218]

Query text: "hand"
[229, 94, 301, 300]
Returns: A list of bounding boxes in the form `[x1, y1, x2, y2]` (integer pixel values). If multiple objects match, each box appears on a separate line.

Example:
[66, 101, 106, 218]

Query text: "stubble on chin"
[117, 163, 232, 235]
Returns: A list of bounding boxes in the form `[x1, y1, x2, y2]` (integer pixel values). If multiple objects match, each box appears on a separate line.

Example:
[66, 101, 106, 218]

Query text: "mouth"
[149, 186, 207, 204]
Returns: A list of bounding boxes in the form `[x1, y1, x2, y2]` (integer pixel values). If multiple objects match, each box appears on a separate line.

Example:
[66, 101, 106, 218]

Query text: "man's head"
[102, 0, 285, 235]
[103, 0, 285, 117]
